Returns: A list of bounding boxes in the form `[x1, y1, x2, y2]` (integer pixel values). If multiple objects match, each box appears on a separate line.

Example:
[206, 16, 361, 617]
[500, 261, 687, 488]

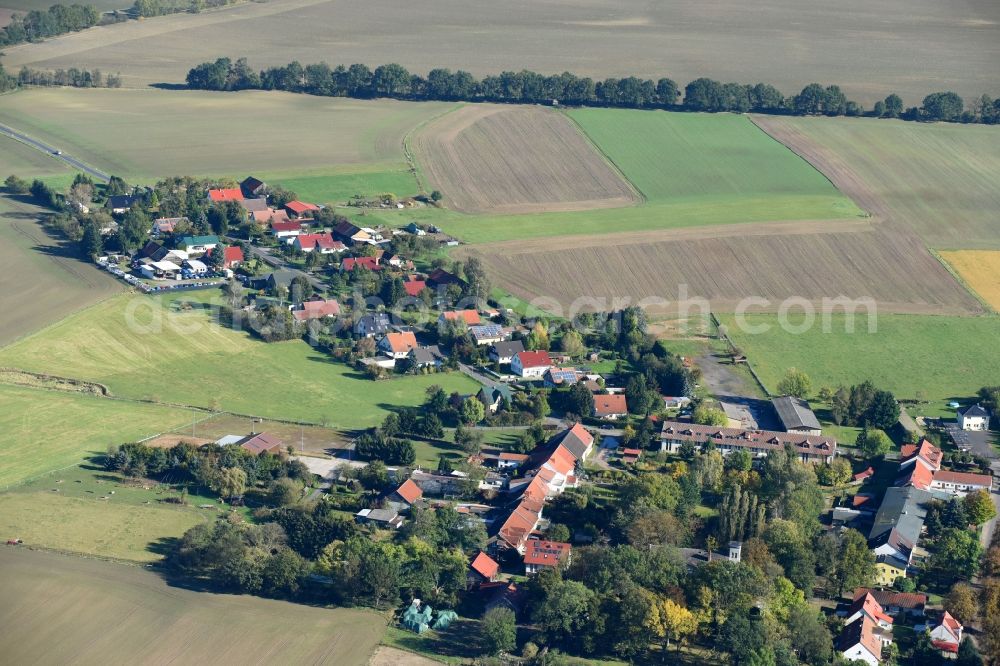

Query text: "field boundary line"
[930, 249, 995, 314]
[402, 102, 466, 196]
[559, 107, 647, 205]
[710, 312, 771, 397]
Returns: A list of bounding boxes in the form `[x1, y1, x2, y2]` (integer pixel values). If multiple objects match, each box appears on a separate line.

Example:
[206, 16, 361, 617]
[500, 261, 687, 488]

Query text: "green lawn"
[259, 165, 420, 206]
[0, 384, 194, 488]
[0, 290, 479, 429]
[718, 313, 1000, 416]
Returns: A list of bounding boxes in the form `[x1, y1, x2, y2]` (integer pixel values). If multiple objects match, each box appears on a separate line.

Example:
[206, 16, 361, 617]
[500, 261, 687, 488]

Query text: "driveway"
[232, 239, 324, 291]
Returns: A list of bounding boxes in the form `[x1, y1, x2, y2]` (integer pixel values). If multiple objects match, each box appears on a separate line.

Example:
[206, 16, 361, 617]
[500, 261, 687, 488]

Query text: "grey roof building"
[868, 486, 932, 549]
[772, 396, 822, 434]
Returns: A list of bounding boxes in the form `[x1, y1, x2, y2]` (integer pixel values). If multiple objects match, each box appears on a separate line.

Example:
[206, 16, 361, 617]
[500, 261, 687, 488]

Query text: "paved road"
[0, 122, 109, 181]
[231, 238, 324, 291]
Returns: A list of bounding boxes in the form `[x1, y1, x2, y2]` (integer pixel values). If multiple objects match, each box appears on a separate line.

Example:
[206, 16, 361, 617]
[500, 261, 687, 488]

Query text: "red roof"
[940, 611, 963, 636]
[933, 469, 992, 487]
[403, 279, 427, 297]
[293, 299, 341, 321]
[523, 540, 571, 567]
[270, 220, 301, 233]
[284, 200, 319, 214]
[594, 394, 628, 417]
[901, 439, 943, 470]
[394, 479, 423, 504]
[899, 461, 934, 490]
[296, 233, 343, 252]
[470, 551, 500, 580]
[207, 245, 244, 268]
[382, 331, 417, 354]
[442, 310, 481, 325]
[208, 188, 243, 202]
[622, 448, 642, 456]
[498, 499, 542, 550]
[499, 452, 529, 462]
[852, 494, 874, 508]
[853, 588, 927, 610]
[515, 350, 551, 369]
[342, 256, 381, 271]
[849, 592, 893, 626]
[853, 466, 874, 481]
[238, 432, 284, 455]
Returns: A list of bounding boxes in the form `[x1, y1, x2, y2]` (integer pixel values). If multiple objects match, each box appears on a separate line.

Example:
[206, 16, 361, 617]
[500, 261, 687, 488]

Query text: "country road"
[0, 122, 109, 181]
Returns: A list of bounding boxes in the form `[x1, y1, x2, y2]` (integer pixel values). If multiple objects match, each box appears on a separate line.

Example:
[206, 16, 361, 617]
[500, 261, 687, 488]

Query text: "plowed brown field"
[412, 105, 638, 214]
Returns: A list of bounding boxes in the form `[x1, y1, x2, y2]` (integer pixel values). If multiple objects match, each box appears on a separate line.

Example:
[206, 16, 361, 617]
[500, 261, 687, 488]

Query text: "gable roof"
[470, 324, 504, 340]
[442, 310, 481, 325]
[594, 393, 628, 416]
[848, 592, 894, 626]
[207, 245, 244, 267]
[343, 256, 381, 271]
[426, 267, 466, 288]
[239, 197, 269, 212]
[515, 350, 551, 369]
[900, 439, 942, 470]
[897, 459, 934, 490]
[403, 278, 427, 297]
[853, 588, 927, 611]
[939, 611, 962, 638]
[470, 551, 500, 580]
[548, 423, 594, 460]
[394, 479, 423, 504]
[284, 200, 319, 214]
[297, 233, 343, 252]
[257, 209, 291, 224]
[240, 176, 265, 194]
[238, 432, 284, 455]
[868, 486, 931, 547]
[491, 340, 525, 358]
[496, 499, 542, 550]
[208, 188, 243, 202]
[659, 421, 838, 459]
[523, 540, 571, 567]
[932, 469, 992, 487]
[179, 235, 220, 247]
[958, 403, 989, 418]
[382, 331, 418, 354]
[293, 299, 341, 321]
[772, 395, 822, 431]
[836, 616, 881, 659]
[106, 194, 137, 209]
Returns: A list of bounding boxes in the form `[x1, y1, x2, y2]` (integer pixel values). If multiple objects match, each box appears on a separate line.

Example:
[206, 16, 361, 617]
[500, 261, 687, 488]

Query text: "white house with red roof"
[929, 611, 963, 654]
[523, 539, 571, 574]
[207, 187, 244, 203]
[270, 219, 302, 238]
[837, 615, 885, 666]
[594, 393, 628, 420]
[512, 350, 552, 378]
[294, 233, 345, 254]
[896, 438, 992, 496]
[845, 592, 894, 630]
[206, 245, 244, 269]
[468, 551, 500, 588]
[292, 299, 341, 322]
[378, 331, 418, 359]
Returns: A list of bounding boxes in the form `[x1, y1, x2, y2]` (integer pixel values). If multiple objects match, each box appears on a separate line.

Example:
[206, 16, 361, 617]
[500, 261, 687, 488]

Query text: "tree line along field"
[716, 312, 1000, 414]
[752, 115, 1000, 250]
[0, 290, 479, 428]
[0, 548, 384, 665]
[411, 104, 638, 214]
[3, 0, 999, 105]
[0, 87, 456, 202]
[940, 251, 1000, 312]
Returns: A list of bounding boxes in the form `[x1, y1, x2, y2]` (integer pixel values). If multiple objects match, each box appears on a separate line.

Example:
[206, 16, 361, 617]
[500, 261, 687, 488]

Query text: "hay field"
[717, 312, 1000, 412]
[753, 115, 1000, 250]
[4, 0, 999, 104]
[412, 105, 637, 214]
[0, 384, 194, 488]
[940, 251, 1000, 311]
[0, 548, 384, 665]
[0, 291, 479, 428]
[463, 219, 982, 316]
[0, 88, 454, 197]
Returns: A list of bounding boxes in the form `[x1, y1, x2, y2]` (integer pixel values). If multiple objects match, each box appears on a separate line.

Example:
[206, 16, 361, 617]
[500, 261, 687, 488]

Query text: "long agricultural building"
[659, 421, 837, 463]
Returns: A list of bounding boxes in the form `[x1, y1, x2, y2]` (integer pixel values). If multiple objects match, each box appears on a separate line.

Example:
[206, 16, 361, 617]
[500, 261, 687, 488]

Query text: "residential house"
[178, 235, 220, 254]
[152, 216, 187, 236]
[494, 497, 543, 554]
[772, 395, 822, 435]
[957, 403, 990, 431]
[342, 256, 382, 271]
[663, 396, 692, 410]
[426, 267, 466, 290]
[408, 346, 441, 369]
[355, 313, 392, 338]
[237, 432, 285, 455]
[512, 350, 552, 378]
[853, 467, 875, 484]
[468, 551, 500, 588]
[259, 269, 297, 294]
[239, 197, 269, 215]
[594, 394, 628, 420]
[469, 324, 504, 345]
[868, 486, 932, 585]
[387, 479, 423, 512]
[896, 438, 992, 496]
[478, 385, 513, 414]
[929, 611, 963, 654]
[292, 298, 341, 322]
[207, 187, 243, 203]
[403, 277, 427, 298]
[852, 588, 926, 618]
[659, 421, 838, 464]
[496, 452, 529, 471]
[270, 219, 302, 239]
[206, 245, 244, 269]
[355, 508, 404, 529]
[240, 176, 266, 198]
[106, 194, 138, 214]
[379, 331, 418, 359]
[544, 367, 582, 388]
[410, 470, 466, 497]
[283, 200, 319, 219]
[929, 470, 992, 496]
[837, 616, 886, 666]
[547, 423, 595, 461]
[523, 539, 571, 574]
[294, 233, 344, 254]
[440, 310, 481, 327]
[490, 340, 525, 365]
[845, 593, 894, 630]
[333, 220, 371, 245]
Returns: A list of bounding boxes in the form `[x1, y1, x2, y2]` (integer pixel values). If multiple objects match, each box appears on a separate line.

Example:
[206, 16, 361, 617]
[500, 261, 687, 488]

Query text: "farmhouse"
[490, 340, 525, 364]
[283, 200, 320, 218]
[236, 432, 285, 455]
[852, 588, 926, 618]
[178, 235, 220, 254]
[292, 299, 341, 322]
[659, 421, 838, 463]
[928, 470, 992, 495]
[207, 187, 243, 203]
[547, 423, 595, 461]
[895, 439, 992, 496]
[469, 324, 504, 345]
[270, 219, 302, 238]
[512, 350, 552, 378]
[868, 486, 931, 585]
[294, 233, 344, 254]
[387, 479, 423, 512]
[239, 197, 269, 214]
[378, 331, 418, 359]
[523, 540, 571, 574]
[957, 403, 990, 431]
[772, 395, 822, 435]
[593, 394, 628, 420]
[333, 221, 371, 245]
[240, 176, 266, 198]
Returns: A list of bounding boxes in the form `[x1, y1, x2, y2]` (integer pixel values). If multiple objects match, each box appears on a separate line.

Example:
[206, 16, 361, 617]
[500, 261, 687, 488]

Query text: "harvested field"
[3, 0, 999, 104]
[370, 646, 442, 666]
[940, 251, 1000, 311]
[461, 219, 983, 315]
[0, 548, 384, 664]
[752, 115, 1000, 250]
[412, 105, 637, 214]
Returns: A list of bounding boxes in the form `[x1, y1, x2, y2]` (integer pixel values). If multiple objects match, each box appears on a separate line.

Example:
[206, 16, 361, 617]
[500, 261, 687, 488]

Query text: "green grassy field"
[0, 88, 454, 201]
[0, 548, 384, 664]
[0, 384, 194, 488]
[0, 290, 479, 428]
[0, 466, 217, 561]
[718, 313, 1000, 415]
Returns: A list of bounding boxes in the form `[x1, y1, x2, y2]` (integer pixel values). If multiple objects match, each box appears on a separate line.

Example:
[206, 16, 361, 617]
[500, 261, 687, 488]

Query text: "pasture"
[940, 251, 1000, 311]
[0, 88, 454, 199]
[3, 0, 998, 104]
[716, 313, 1000, 414]
[0, 290, 479, 428]
[0, 384, 194, 488]
[753, 115, 1000, 250]
[0, 548, 384, 665]
[412, 104, 637, 214]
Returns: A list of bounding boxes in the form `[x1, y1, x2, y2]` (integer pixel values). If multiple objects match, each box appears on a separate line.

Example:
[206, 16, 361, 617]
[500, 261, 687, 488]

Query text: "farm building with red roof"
[283, 200, 320, 218]
[207, 188, 244, 202]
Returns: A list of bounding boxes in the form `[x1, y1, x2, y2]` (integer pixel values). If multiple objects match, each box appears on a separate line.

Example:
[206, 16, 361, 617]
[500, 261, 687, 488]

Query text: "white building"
[957, 403, 989, 431]
[511, 350, 552, 378]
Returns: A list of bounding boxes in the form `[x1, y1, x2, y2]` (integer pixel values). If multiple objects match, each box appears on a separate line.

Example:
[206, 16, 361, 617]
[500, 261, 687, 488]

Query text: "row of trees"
[17, 65, 122, 88]
[131, 0, 242, 18]
[0, 2, 100, 47]
[186, 57, 1000, 124]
